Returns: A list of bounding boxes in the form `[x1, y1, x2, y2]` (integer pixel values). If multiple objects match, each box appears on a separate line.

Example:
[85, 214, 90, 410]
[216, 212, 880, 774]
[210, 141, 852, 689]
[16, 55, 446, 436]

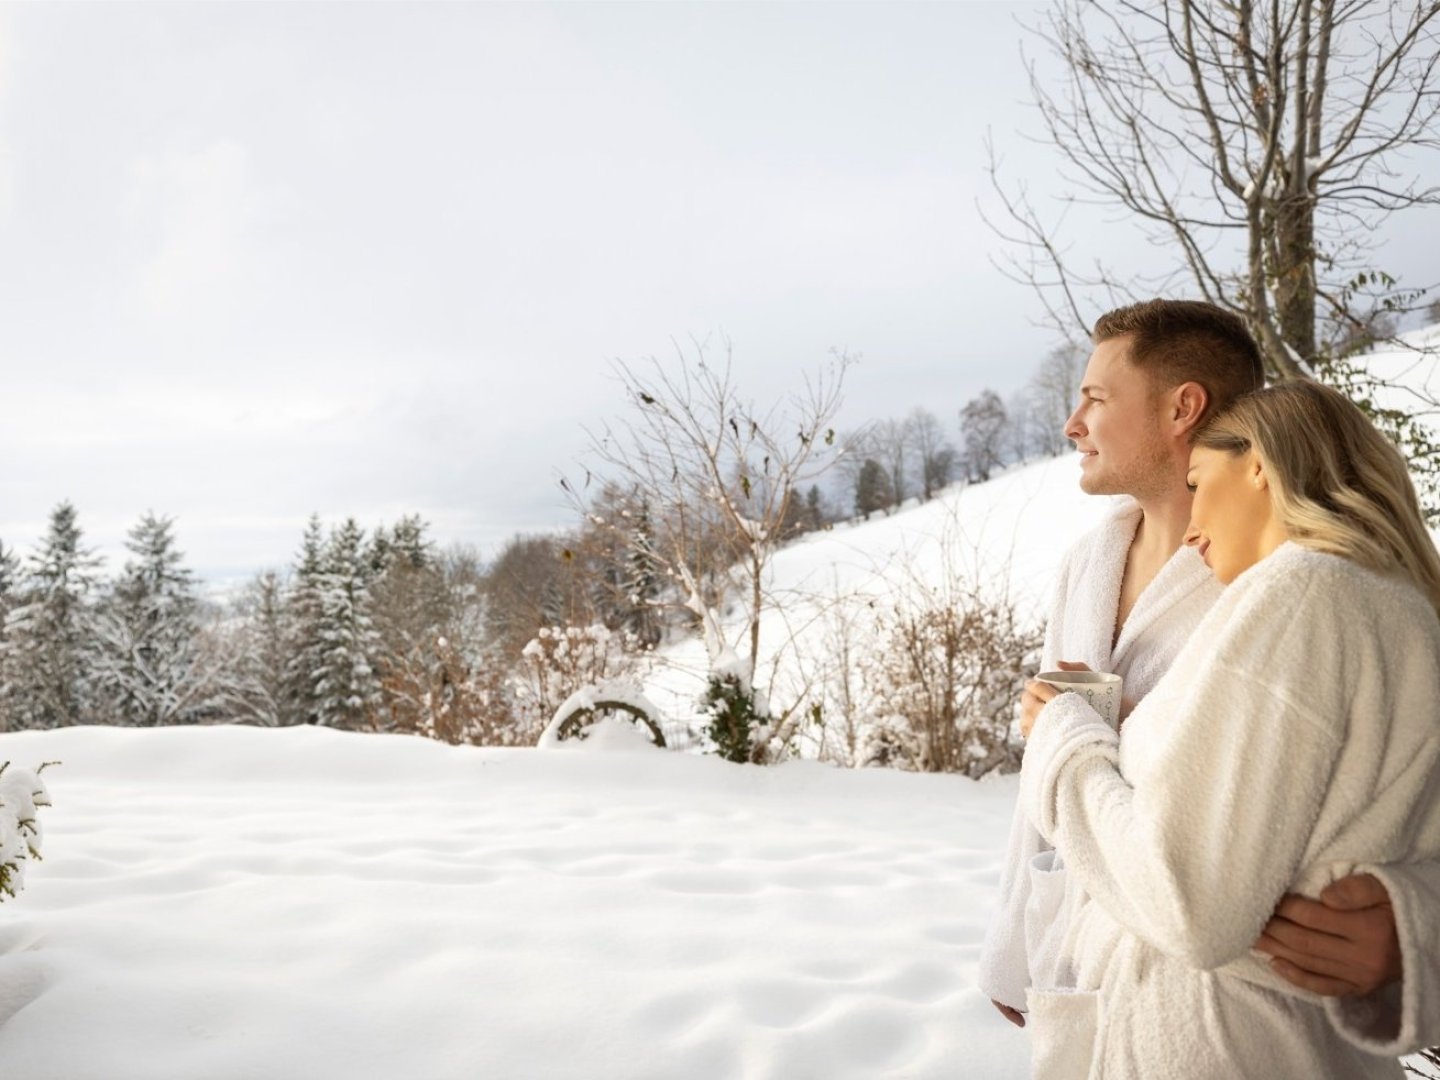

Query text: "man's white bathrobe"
[978, 500, 1222, 1010]
[1019, 543, 1440, 1078]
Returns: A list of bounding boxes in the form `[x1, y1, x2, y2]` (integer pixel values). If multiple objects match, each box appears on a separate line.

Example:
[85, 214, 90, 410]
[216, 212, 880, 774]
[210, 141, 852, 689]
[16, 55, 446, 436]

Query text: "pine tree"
[284, 516, 328, 726]
[223, 569, 291, 727]
[0, 540, 18, 649]
[369, 517, 450, 734]
[94, 513, 204, 726]
[623, 499, 662, 647]
[0, 541, 18, 608]
[0, 502, 103, 729]
[386, 515, 432, 572]
[0, 541, 19, 731]
[804, 485, 824, 531]
[855, 459, 894, 521]
[313, 518, 382, 730]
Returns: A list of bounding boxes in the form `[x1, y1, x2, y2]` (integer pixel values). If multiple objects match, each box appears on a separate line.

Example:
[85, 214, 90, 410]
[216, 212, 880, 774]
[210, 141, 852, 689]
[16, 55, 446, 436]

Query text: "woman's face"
[1185, 445, 1288, 583]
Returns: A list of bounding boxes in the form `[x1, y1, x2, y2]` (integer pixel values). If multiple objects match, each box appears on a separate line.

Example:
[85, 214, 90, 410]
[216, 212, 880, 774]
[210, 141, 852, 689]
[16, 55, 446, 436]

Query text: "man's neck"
[1131, 487, 1194, 562]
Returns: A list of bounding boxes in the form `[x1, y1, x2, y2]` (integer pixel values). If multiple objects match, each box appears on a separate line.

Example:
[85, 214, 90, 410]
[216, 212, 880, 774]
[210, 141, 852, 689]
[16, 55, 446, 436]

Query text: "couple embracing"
[979, 300, 1440, 1078]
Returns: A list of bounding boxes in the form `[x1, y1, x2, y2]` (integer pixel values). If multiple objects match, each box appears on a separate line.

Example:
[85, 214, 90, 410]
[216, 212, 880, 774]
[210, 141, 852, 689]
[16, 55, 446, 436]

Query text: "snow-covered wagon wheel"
[538, 680, 668, 749]
[551, 698, 667, 747]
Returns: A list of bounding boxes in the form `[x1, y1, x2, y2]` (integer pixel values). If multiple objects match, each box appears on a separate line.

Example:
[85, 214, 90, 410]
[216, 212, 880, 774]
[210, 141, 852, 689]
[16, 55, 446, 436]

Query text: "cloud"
[0, 8, 16, 228]
[126, 139, 275, 332]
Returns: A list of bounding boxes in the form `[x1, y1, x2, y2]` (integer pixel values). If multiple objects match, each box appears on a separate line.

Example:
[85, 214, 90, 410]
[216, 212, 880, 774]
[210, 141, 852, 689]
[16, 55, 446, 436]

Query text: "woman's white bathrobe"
[1019, 543, 1440, 1078]
[978, 499, 1222, 1010]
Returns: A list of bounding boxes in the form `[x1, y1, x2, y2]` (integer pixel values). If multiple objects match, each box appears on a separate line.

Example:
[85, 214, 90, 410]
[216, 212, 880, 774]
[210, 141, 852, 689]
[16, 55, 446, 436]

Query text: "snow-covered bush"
[857, 582, 1040, 777]
[0, 763, 53, 901]
[701, 672, 765, 763]
[537, 678, 666, 748]
[511, 625, 652, 743]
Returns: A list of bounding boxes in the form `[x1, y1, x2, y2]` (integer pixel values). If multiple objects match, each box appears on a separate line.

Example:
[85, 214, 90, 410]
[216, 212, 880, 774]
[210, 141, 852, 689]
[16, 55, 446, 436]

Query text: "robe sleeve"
[975, 549, 1072, 1010]
[1020, 662, 1344, 971]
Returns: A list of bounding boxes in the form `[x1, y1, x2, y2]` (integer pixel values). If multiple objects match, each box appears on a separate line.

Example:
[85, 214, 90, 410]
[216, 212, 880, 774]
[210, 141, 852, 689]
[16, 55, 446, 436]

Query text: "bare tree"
[987, 1, 1440, 509]
[1004, 390, 1034, 465]
[907, 407, 958, 501]
[993, 0, 1439, 363]
[571, 340, 849, 716]
[870, 417, 911, 511]
[481, 533, 595, 661]
[959, 390, 1009, 483]
[1026, 344, 1084, 457]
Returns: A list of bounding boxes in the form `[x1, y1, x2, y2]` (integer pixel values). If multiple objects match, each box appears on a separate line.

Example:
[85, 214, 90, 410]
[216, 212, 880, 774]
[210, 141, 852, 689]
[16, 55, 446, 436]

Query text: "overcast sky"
[0, 2, 1432, 584]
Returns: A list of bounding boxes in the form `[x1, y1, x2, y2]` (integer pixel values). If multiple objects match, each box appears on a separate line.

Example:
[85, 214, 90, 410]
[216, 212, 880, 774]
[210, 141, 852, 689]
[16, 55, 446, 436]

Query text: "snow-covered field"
[0, 456, 1090, 1078]
[0, 724, 1029, 1079]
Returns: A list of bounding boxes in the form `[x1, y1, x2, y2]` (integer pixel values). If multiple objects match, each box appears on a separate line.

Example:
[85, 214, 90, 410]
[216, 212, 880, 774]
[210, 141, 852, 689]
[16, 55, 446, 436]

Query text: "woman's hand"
[1019, 660, 1092, 738]
[1020, 679, 1061, 738]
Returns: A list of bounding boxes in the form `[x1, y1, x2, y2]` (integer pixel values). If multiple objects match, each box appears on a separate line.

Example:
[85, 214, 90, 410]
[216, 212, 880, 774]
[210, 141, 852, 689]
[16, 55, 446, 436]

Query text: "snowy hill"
[643, 454, 1116, 747]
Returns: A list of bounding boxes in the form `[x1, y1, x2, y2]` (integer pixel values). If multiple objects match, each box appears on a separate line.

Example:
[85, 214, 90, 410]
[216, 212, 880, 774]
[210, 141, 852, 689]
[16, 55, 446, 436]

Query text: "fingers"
[1264, 955, 1362, 998]
[1255, 925, 1361, 984]
[1320, 873, 1390, 911]
[992, 1001, 1026, 1028]
[1026, 679, 1060, 704]
[1020, 678, 1064, 738]
[1257, 897, 1401, 995]
[1019, 690, 1044, 739]
[1056, 660, 1092, 671]
[1271, 894, 1356, 938]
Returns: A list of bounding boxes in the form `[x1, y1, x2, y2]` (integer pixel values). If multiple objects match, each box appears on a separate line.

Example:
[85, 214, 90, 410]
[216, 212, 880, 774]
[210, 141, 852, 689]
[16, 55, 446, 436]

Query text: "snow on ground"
[0, 724, 1030, 1079]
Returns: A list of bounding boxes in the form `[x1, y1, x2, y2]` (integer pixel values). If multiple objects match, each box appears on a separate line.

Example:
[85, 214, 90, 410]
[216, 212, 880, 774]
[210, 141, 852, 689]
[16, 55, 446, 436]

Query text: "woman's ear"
[1172, 382, 1209, 436]
[1250, 454, 1269, 492]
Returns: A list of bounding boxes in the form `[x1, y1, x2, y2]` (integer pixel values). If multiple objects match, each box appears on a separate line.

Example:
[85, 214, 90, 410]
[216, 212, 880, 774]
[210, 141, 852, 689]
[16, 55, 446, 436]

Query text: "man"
[979, 299, 1440, 1057]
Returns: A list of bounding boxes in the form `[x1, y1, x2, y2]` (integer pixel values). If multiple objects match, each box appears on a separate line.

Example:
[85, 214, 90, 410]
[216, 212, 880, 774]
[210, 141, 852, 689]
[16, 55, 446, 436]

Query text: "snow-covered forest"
[0, 334, 1099, 774]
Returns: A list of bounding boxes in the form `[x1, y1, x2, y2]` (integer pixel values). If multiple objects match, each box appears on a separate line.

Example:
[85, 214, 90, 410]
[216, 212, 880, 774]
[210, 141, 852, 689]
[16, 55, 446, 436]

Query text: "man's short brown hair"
[1092, 299, 1265, 421]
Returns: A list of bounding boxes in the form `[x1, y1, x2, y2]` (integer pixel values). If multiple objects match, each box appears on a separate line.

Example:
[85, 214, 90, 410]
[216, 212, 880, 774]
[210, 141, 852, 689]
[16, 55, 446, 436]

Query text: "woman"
[1018, 381, 1440, 1078]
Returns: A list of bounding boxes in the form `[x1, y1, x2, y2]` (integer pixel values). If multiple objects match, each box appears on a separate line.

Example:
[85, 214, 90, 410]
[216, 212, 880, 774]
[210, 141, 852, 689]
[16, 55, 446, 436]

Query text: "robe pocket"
[1025, 987, 1100, 1080]
[1024, 850, 1071, 990]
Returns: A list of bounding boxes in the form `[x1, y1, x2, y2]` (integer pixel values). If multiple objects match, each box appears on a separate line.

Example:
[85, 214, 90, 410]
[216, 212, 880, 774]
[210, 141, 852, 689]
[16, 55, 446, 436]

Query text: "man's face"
[1064, 335, 1172, 498]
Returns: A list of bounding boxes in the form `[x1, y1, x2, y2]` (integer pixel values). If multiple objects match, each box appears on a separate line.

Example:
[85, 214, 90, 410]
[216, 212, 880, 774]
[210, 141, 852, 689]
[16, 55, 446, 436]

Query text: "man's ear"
[1171, 382, 1209, 437]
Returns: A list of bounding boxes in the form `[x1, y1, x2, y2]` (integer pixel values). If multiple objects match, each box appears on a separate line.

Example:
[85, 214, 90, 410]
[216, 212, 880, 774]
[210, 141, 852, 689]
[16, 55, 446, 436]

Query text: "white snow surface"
[0, 724, 1029, 1079]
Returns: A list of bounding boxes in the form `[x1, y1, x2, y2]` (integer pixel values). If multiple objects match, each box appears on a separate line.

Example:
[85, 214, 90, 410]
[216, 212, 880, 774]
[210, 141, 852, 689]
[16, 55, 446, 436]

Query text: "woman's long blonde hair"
[1194, 380, 1440, 615]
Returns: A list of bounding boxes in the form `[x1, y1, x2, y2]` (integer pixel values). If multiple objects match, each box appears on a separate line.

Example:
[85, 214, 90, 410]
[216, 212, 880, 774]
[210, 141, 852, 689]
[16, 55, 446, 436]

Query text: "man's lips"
[1197, 539, 1211, 564]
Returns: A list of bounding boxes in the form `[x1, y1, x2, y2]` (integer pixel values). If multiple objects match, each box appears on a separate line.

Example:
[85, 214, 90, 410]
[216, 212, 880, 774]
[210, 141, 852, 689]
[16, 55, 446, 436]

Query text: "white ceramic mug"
[1035, 670, 1124, 729]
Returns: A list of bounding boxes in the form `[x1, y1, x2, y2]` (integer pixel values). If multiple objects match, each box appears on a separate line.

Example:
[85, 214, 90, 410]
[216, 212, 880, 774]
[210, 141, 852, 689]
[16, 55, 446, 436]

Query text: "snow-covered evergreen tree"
[0, 502, 104, 730]
[623, 500, 662, 647]
[313, 518, 382, 730]
[0, 761, 52, 901]
[0, 540, 18, 612]
[283, 516, 328, 726]
[236, 570, 290, 726]
[368, 514, 432, 577]
[0, 541, 19, 731]
[368, 517, 448, 734]
[94, 513, 205, 726]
